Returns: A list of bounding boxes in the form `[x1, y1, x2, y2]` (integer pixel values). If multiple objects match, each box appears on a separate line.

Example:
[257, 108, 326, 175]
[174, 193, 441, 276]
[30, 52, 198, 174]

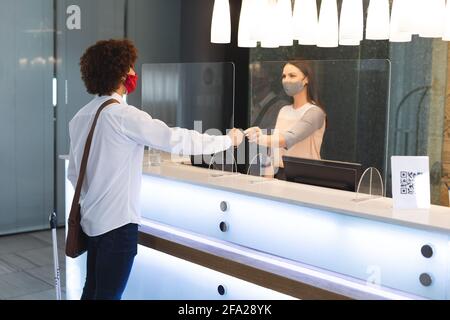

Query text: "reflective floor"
[0, 228, 66, 300]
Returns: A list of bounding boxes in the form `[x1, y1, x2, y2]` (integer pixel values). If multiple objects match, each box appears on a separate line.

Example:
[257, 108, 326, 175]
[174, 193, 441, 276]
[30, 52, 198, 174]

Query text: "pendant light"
[317, 0, 339, 47]
[293, 0, 318, 45]
[390, 0, 412, 42]
[238, 0, 257, 47]
[366, 0, 390, 40]
[339, 0, 363, 46]
[211, 0, 231, 44]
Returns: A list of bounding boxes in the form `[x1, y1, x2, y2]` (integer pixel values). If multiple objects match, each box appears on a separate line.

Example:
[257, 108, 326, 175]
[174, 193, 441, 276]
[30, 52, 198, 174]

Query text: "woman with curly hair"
[67, 39, 243, 300]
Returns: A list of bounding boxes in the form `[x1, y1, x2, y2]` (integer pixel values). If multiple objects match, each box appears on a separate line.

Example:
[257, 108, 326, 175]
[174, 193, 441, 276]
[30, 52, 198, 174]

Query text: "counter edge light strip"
[139, 219, 422, 300]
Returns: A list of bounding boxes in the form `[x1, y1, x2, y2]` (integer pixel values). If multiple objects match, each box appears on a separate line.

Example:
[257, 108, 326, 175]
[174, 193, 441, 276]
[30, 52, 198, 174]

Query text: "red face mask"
[124, 72, 138, 94]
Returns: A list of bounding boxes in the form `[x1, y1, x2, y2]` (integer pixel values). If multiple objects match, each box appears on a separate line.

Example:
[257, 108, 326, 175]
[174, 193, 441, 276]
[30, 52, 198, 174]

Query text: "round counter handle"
[421, 244, 433, 258]
[219, 221, 228, 232]
[217, 285, 226, 295]
[220, 201, 228, 212]
[419, 273, 432, 287]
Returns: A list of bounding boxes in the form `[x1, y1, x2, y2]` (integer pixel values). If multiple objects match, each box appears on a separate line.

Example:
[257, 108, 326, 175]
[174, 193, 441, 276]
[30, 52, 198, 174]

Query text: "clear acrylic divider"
[249, 60, 391, 190]
[354, 167, 385, 201]
[141, 62, 235, 175]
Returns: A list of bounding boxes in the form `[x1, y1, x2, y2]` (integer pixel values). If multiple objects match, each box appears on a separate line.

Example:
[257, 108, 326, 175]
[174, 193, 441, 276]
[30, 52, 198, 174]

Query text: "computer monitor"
[282, 156, 362, 192]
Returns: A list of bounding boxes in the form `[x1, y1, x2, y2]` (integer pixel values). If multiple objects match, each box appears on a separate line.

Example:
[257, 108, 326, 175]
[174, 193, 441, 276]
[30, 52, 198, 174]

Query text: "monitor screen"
[282, 156, 362, 192]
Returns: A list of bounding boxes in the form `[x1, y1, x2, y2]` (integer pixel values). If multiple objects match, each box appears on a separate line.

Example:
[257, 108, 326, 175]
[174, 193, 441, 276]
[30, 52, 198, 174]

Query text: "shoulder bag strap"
[68, 98, 120, 218]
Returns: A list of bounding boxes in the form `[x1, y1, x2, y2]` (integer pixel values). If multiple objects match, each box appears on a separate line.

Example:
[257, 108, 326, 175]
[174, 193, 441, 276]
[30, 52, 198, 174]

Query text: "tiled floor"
[0, 228, 66, 300]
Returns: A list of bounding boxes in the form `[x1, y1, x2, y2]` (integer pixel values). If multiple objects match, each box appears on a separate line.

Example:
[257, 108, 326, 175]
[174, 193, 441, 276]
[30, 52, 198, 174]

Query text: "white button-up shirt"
[68, 93, 232, 236]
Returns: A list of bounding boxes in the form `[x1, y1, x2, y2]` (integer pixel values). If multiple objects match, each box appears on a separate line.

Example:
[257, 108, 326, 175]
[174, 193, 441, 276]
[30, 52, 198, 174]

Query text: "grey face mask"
[283, 81, 305, 96]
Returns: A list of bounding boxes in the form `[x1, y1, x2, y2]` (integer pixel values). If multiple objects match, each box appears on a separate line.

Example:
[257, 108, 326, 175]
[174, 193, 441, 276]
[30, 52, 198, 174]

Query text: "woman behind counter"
[245, 61, 326, 180]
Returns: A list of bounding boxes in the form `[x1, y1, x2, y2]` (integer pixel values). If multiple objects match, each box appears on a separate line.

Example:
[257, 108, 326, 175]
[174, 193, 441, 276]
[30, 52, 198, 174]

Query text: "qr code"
[400, 171, 423, 195]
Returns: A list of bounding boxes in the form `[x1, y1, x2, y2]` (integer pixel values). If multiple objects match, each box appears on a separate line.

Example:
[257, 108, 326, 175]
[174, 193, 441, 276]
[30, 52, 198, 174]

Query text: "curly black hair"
[80, 39, 138, 96]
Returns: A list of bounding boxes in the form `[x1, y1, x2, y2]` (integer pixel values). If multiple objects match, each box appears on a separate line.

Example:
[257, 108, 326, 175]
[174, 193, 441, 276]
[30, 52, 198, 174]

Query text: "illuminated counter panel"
[139, 162, 450, 299]
[67, 243, 295, 300]
[124, 245, 295, 300]
[64, 161, 296, 300]
[134, 220, 421, 300]
[141, 161, 450, 234]
[62, 158, 450, 299]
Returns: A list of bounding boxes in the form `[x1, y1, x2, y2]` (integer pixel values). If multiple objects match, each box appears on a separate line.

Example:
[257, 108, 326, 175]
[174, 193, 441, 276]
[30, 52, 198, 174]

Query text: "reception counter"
[62, 154, 450, 300]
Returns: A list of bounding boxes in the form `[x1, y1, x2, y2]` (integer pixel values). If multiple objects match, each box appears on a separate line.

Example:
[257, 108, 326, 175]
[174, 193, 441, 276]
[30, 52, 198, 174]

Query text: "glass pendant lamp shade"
[389, 0, 412, 42]
[339, 0, 363, 46]
[418, 0, 445, 38]
[443, 0, 450, 40]
[238, 0, 257, 47]
[293, 0, 318, 45]
[398, 0, 421, 35]
[366, 0, 390, 40]
[261, 0, 281, 48]
[277, 0, 294, 46]
[211, 0, 231, 43]
[317, 0, 339, 47]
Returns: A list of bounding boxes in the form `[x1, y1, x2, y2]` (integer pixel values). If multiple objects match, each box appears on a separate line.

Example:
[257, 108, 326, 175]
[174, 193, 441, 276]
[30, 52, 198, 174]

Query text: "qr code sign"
[400, 171, 423, 195]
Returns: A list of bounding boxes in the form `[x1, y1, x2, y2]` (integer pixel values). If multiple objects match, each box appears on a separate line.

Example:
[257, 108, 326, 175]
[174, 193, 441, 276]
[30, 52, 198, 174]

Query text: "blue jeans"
[81, 223, 138, 300]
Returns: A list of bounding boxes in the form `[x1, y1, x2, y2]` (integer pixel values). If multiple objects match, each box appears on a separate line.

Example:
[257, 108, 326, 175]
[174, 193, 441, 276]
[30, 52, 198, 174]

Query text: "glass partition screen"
[249, 60, 391, 187]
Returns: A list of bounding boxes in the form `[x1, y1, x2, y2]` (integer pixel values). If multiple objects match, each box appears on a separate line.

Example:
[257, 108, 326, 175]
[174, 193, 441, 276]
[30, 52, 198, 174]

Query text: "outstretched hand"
[228, 128, 244, 147]
[244, 126, 262, 143]
[244, 126, 275, 147]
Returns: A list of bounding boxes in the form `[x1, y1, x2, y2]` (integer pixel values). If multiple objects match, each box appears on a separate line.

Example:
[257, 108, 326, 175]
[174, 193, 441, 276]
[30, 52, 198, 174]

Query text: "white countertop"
[60, 154, 450, 234]
[142, 160, 450, 234]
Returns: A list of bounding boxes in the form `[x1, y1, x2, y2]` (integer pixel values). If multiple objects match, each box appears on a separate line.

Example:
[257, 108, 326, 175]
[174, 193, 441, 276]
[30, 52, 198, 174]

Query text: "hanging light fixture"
[238, 0, 257, 47]
[366, 0, 390, 40]
[276, 0, 294, 46]
[418, 0, 446, 38]
[261, 0, 281, 48]
[317, 0, 339, 47]
[217, 0, 450, 48]
[356, 0, 364, 42]
[339, 0, 363, 46]
[249, 0, 266, 45]
[389, 0, 412, 42]
[443, 0, 450, 40]
[293, 0, 318, 45]
[210, 0, 231, 44]
[398, 0, 421, 35]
